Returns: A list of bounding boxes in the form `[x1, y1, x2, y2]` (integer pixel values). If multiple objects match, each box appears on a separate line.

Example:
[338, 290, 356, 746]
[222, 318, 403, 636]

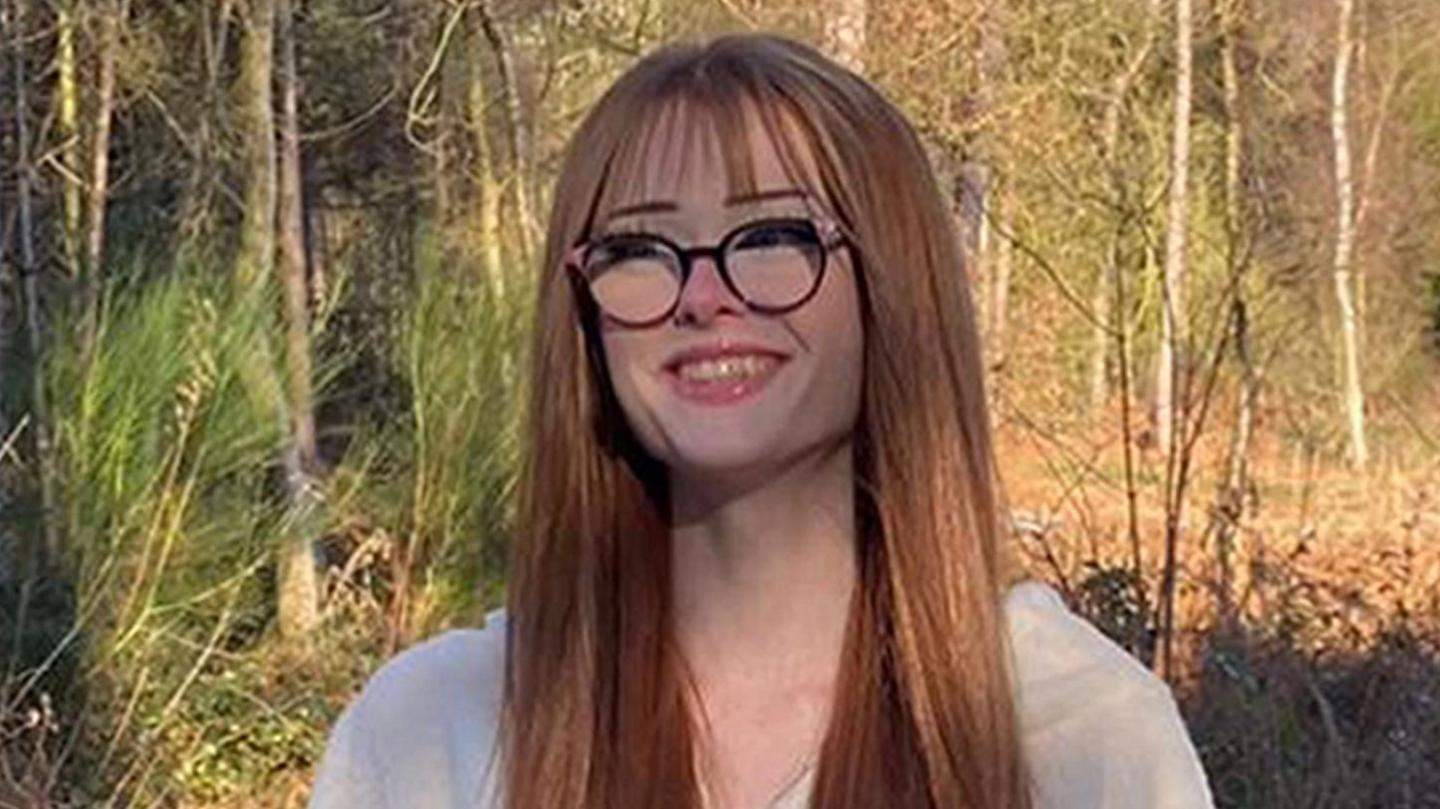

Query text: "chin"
[656, 420, 848, 488]
[657, 433, 780, 476]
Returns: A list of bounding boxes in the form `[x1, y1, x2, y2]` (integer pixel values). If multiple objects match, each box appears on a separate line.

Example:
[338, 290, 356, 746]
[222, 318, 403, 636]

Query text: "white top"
[308, 582, 1215, 809]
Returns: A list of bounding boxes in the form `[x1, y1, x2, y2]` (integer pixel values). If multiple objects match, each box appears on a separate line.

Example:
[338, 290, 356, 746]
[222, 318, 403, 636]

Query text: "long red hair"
[502, 32, 1030, 809]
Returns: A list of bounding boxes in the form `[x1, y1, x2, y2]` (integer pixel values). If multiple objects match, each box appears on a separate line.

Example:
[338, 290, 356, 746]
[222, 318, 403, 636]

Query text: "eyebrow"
[603, 188, 809, 224]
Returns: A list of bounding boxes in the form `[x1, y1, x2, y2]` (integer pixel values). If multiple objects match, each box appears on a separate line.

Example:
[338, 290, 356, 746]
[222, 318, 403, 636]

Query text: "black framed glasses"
[567, 217, 848, 327]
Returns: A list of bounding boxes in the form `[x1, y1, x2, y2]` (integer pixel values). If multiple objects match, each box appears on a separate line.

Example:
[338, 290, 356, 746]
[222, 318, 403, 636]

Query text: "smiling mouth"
[664, 353, 787, 405]
[673, 354, 781, 382]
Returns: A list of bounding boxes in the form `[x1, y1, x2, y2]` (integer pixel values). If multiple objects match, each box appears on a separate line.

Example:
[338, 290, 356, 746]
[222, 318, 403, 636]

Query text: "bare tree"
[275, 0, 321, 639]
[467, 5, 506, 294]
[177, 0, 238, 248]
[976, 0, 1011, 384]
[1212, 0, 1258, 629]
[81, 0, 123, 355]
[1156, 0, 1194, 458]
[55, 0, 83, 280]
[1152, 0, 1195, 683]
[1332, 0, 1367, 468]
[986, 186, 1015, 380]
[6, 0, 60, 566]
[236, 0, 276, 291]
[232, 0, 320, 639]
[1088, 0, 1160, 413]
[475, 4, 539, 267]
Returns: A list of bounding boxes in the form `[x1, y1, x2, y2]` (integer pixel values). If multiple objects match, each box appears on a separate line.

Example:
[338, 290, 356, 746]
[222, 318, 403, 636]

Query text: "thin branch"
[302, 83, 399, 143]
[990, 217, 1117, 336]
[405, 0, 469, 153]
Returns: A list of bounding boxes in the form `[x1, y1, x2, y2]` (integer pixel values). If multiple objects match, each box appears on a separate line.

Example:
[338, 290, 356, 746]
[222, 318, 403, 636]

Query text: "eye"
[733, 221, 817, 251]
[588, 236, 673, 269]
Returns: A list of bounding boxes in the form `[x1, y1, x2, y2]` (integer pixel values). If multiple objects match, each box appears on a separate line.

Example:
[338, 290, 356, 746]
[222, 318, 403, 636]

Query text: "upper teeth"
[676, 355, 777, 382]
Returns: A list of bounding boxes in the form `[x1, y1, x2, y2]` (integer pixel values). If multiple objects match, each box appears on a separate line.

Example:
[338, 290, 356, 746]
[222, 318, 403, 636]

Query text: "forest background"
[1, 0, 1438, 806]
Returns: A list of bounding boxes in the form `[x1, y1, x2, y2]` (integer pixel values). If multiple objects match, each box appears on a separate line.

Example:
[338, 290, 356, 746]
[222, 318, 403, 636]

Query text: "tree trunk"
[978, 0, 1011, 388]
[56, 0, 83, 279]
[1154, 0, 1194, 682]
[236, 0, 319, 639]
[988, 184, 1014, 378]
[1332, 0, 1367, 468]
[81, 0, 121, 356]
[468, 8, 505, 296]
[236, 0, 277, 292]
[7, 0, 61, 566]
[476, 5, 537, 268]
[1156, 0, 1193, 459]
[178, 0, 236, 248]
[1087, 263, 1112, 413]
[275, 0, 321, 639]
[1089, 23, 1156, 414]
[1215, 0, 1256, 629]
[307, 194, 329, 311]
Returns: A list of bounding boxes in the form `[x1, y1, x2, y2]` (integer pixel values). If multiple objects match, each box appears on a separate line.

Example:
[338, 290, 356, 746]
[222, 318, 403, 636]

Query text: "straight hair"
[502, 32, 1031, 809]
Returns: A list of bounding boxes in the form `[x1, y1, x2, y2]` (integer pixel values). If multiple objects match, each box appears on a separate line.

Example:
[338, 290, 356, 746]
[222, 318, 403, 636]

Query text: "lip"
[661, 340, 791, 406]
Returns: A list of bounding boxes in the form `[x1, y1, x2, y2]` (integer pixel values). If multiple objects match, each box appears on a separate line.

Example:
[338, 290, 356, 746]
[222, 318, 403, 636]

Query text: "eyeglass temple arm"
[564, 244, 588, 275]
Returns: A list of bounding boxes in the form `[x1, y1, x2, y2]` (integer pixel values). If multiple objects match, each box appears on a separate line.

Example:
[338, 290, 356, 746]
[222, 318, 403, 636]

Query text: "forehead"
[595, 96, 829, 220]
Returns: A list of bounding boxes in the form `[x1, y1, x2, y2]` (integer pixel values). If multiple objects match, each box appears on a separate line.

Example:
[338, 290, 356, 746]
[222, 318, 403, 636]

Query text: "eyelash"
[603, 215, 808, 242]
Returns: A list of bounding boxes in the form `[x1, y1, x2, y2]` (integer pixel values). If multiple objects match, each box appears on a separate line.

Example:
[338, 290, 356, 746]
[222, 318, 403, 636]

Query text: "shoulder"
[1003, 582, 1215, 809]
[351, 611, 508, 726]
[1003, 582, 1170, 717]
[309, 610, 509, 809]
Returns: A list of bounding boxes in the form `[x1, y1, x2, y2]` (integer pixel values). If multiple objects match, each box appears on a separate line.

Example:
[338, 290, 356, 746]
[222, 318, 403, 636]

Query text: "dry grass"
[6, 384, 1436, 809]
[995, 396, 1440, 808]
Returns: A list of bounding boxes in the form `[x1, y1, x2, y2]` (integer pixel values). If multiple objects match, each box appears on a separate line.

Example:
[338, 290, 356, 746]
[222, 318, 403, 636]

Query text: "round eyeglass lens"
[586, 238, 682, 323]
[726, 221, 824, 309]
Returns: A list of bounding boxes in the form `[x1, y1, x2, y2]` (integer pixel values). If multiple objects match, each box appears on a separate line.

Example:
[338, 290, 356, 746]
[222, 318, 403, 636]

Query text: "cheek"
[792, 271, 865, 420]
[832, 311, 866, 421]
[599, 328, 658, 431]
[819, 269, 865, 372]
[600, 330, 636, 397]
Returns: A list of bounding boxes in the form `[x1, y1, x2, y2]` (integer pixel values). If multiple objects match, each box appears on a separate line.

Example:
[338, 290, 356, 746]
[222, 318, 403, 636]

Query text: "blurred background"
[0, 0, 1436, 806]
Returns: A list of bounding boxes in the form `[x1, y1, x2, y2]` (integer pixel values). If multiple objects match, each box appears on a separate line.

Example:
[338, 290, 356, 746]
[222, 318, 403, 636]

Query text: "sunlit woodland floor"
[3, 408, 1437, 809]
[995, 396, 1440, 808]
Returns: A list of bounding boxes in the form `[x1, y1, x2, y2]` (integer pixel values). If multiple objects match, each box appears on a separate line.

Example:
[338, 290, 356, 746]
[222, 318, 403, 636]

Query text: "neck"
[669, 440, 858, 692]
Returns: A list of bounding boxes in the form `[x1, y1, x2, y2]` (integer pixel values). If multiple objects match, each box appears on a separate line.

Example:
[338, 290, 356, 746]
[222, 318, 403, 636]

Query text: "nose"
[672, 255, 744, 327]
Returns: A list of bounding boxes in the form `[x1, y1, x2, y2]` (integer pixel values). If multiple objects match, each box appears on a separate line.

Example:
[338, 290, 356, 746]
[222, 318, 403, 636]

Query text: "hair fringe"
[503, 32, 1031, 809]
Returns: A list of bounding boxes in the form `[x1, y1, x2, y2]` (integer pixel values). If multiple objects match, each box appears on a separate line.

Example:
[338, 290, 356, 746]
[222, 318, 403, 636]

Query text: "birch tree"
[1331, 0, 1367, 468]
[55, 0, 83, 280]
[235, 0, 321, 638]
[1153, 0, 1194, 682]
[475, 4, 539, 266]
[468, 6, 506, 293]
[976, 0, 1012, 383]
[1214, 0, 1257, 627]
[275, 0, 322, 639]
[236, 0, 277, 292]
[80, 0, 123, 354]
[1155, 0, 1193, 458]
[1087, 0, 1159, 413]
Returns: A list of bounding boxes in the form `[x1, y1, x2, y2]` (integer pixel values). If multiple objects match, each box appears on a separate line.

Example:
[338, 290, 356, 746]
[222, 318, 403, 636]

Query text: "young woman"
[309, 33, 1214, 809]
